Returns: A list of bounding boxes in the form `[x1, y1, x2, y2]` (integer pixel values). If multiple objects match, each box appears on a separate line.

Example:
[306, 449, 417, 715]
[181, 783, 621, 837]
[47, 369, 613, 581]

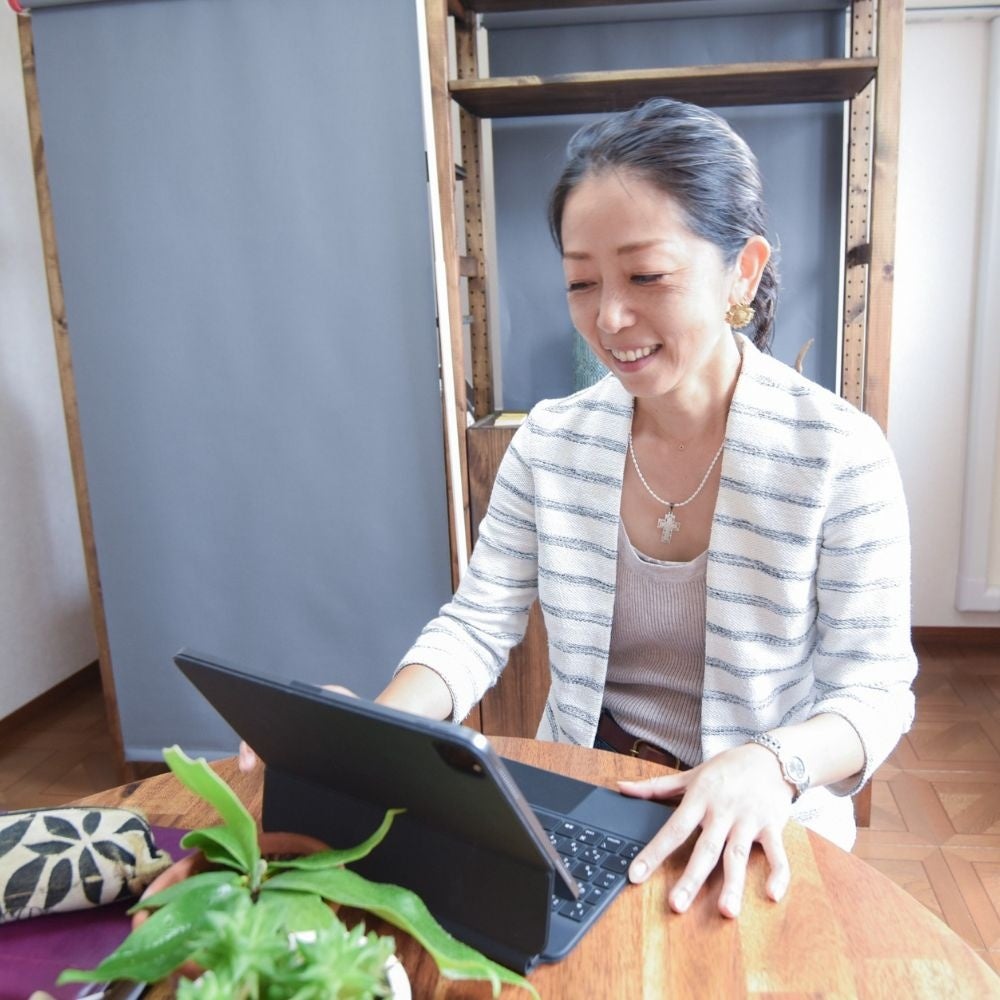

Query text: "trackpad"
[502, 757, 591, 813]
[502, 757, 673, 841]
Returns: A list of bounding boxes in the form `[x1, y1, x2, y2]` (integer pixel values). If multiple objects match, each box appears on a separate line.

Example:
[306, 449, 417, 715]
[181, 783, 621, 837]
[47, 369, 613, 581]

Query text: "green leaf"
[162, 745, 259, 877]
[282, 920, 397, 999]
[127, 870, 242, 915]
[59, 879, 245, 985]
[268, 808, 405, 872]
[256, 888, 338, 934]
[264, 867, 538, 998]
[189, 892, 289, 987]
[180, 827, 251, 873]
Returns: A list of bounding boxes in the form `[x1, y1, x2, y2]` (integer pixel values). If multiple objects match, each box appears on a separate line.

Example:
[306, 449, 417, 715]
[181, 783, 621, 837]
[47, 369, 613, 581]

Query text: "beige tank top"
[603, 519, 707, 766]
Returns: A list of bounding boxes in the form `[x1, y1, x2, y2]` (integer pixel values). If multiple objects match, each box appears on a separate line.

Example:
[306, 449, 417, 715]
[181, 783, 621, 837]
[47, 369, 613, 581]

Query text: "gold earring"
[725, 300, 755, 329]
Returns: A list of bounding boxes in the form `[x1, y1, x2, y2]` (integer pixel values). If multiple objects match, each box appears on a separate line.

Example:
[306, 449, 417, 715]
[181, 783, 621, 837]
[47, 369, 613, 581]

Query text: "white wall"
[0, 12, 96, 717]
[890, 11, 1000, 626]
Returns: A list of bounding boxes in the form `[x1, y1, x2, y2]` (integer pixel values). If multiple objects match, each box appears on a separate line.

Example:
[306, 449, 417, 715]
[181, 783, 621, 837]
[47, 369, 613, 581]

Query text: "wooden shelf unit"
[432, 0, 901, 429]
[426, 2, 899, 825]
[449, 58, 879, 117]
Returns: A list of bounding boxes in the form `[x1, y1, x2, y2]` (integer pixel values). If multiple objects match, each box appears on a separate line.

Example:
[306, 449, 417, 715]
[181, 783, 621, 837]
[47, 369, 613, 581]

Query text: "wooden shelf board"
[449, 58, 877, 117]
[465, 0, 709, 10]
[464, 0, 845, 13]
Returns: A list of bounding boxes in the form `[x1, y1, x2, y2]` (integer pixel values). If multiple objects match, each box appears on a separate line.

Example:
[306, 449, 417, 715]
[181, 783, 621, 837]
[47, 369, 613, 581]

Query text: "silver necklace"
[627, 429, 725, 544]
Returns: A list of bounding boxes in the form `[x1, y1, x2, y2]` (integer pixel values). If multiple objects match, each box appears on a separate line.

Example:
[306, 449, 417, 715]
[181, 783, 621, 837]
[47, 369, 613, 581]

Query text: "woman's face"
[560, 170, 739, 401]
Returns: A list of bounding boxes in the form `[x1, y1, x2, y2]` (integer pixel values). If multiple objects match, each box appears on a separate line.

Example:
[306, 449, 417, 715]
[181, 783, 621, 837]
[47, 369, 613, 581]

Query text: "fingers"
[627, 797, 701, 886]
[238, 741, 259, 773]
[617, 772, 688, 801]
[623, 748, 795, 917]
[322, 684, 358, 698]
[636, 817, 788, 918]
[718, 825, 788, 918]
[759, 825, 791, 903]
[718, 825, 755, 918]
[666, 821, 729, 913]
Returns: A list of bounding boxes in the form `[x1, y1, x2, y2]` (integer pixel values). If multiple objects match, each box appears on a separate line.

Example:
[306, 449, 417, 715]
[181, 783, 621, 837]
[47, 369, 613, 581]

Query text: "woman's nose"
[597, 289, 634, 335]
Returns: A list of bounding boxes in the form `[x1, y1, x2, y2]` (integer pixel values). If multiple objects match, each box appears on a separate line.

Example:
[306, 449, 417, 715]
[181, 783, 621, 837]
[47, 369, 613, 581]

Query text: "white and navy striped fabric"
[400, 335, 917, 845]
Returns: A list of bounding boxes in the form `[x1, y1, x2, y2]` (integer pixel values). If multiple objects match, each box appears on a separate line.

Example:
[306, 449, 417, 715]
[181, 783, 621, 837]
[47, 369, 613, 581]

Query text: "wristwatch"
[750, 731, 810, 802]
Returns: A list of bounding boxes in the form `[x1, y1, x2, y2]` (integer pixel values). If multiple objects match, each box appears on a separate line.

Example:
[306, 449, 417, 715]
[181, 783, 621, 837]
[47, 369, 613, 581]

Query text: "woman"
[379, 98, 917, 918]
[253, 99, 917, 917]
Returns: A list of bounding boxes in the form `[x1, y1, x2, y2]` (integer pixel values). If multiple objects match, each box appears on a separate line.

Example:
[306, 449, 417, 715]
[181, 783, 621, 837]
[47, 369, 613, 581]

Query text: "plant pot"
[134, 832, 411, 998]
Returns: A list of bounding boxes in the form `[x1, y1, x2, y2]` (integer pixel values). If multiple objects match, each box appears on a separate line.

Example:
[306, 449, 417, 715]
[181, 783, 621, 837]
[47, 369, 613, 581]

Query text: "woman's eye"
[632, 273, 665, 285]
[566, 280, 594, 293]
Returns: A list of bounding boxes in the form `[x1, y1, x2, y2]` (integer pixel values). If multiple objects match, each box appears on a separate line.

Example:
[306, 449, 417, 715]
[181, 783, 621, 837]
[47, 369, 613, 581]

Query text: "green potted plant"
[58, 746, 538, 999]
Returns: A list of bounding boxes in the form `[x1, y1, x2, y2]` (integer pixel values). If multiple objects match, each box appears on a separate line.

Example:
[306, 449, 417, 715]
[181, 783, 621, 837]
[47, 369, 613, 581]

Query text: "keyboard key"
[596, 870, 624, 890]
[558, 900, 592, 922]
[556, 838, 583, 857]
[536, 809, 652, 905]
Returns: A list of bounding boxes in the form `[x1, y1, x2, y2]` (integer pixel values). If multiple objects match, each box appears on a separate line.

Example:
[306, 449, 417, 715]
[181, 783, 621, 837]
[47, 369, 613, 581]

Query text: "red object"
[8, 2, 27, 14]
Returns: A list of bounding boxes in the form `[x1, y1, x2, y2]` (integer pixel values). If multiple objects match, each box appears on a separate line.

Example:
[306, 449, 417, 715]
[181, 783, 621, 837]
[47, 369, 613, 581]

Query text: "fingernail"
[723, 893, 740, 917]
[629, 859, 648, 883]
[672, 887, 689, 912]
[769, 878, 787, 902]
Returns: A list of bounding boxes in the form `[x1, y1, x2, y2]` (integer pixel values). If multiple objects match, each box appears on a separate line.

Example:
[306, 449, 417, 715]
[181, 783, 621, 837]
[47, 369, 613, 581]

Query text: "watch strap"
[750, 731, 810, 801]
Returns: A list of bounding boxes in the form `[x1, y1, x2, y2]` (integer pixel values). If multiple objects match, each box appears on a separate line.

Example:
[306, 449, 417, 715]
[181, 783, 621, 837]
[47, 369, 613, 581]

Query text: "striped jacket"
[400, 336, 917, 843]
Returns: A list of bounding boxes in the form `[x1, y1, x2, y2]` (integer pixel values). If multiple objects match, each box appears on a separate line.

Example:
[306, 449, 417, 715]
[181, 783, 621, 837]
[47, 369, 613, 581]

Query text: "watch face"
[785, 756, 808, 785]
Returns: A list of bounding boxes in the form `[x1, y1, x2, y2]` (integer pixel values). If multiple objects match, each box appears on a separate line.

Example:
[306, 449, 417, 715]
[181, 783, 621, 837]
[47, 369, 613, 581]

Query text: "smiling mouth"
[609, 345, 659, 363]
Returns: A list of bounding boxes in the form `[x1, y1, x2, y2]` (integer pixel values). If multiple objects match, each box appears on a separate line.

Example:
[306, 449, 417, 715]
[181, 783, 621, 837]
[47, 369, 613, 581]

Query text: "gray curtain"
[30, 0, 452, 758]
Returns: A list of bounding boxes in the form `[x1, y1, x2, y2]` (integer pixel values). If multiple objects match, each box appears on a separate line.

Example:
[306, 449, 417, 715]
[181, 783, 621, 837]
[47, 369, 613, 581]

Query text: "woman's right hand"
[237, 684, 359, 772]
[238, 740, 260, 773]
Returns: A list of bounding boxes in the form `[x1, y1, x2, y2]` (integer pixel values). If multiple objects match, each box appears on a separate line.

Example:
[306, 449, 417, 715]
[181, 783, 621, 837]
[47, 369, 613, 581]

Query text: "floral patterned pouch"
[0, 807, 173, 922]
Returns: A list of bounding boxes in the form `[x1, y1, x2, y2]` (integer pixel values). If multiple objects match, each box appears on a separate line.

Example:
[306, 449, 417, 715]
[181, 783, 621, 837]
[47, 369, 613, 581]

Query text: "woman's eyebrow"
[618, 240, 672, 255]
[562, 240, 680, 261]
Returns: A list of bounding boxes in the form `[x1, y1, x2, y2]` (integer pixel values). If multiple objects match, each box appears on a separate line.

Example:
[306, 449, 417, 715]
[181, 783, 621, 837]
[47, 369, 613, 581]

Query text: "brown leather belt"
[596, 710, 692, 771]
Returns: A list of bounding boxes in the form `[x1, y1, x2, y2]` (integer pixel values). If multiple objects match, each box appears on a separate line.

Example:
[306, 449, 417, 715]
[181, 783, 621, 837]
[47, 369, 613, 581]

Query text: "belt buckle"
[631, 738, 678, 769]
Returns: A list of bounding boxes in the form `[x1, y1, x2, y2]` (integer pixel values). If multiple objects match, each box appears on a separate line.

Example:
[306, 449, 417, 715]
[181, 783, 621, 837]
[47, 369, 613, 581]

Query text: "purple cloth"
[0, 827, 190, 1000]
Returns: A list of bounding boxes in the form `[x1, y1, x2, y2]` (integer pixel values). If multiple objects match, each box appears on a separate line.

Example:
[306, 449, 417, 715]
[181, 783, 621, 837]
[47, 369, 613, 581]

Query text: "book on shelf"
[493, 411, 527, 428]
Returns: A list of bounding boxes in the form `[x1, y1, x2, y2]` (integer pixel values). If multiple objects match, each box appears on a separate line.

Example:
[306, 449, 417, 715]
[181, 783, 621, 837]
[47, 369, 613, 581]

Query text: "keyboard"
[533, 809, 644, 924]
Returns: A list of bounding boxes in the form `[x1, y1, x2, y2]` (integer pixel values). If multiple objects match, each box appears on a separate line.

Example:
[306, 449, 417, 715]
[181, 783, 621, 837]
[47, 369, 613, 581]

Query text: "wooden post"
[864, 0, 903, 431]
[17, 15, 127, 780]
[424, 0, 473, 590]
[454, 9, 493, 420]
[841, 0, 875, 413]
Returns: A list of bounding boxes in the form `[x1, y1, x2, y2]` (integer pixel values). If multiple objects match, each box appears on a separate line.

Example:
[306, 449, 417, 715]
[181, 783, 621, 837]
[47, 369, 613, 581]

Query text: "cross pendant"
[658, 507, 680, 544]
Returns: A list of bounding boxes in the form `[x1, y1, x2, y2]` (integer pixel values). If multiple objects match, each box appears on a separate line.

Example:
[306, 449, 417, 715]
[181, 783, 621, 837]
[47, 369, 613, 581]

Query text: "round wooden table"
[80, 737, 1000, 998]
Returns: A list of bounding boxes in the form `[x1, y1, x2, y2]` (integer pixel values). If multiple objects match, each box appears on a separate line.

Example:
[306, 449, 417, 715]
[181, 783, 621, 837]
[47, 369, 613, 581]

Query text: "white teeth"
[611, 346, 655, 362]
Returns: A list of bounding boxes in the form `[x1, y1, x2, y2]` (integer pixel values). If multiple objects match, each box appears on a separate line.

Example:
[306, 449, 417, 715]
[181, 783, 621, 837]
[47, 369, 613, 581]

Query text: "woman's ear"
[731, 235, 771, 303]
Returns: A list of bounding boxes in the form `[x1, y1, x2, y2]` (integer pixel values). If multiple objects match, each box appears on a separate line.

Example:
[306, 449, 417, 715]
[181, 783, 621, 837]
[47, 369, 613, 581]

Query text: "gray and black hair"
[548, 98, 778, 351]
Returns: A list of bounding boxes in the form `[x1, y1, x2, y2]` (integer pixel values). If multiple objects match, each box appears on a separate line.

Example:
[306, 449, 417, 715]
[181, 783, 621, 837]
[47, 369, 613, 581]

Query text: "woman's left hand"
[618, 743, 794, 918]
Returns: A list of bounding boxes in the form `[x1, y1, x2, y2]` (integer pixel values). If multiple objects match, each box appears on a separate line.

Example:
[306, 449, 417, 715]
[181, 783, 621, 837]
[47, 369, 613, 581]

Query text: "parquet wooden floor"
[855, 634, 1000, 976]
[0, 667, 121, 811]
[3, 637, 1000, 976]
